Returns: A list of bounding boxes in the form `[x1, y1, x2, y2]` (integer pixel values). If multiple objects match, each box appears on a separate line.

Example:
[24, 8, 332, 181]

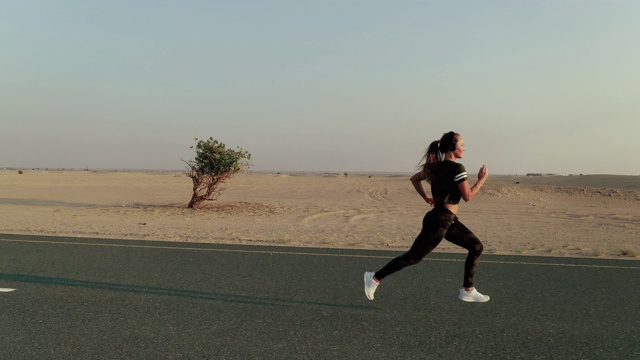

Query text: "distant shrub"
[18, 170, 23, 174]
[183, 137, 251, 209]
[620, 249, 637, 257]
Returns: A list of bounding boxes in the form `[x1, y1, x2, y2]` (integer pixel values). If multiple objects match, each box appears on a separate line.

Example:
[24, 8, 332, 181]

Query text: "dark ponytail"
[419, 140, 442, 184]
[419, 132, 458, 184]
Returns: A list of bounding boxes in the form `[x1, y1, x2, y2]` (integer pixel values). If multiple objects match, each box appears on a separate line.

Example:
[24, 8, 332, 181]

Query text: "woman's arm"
[458, 165, 488, 202]
[410, 171, 434, 206]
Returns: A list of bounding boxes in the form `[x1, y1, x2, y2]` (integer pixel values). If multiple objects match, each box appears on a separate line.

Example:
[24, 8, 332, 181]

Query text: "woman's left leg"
[444, 217, 484, 289]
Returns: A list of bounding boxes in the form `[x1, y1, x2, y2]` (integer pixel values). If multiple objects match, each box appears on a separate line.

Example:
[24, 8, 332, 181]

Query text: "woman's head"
[438, 131, 464, 159]
[420, 131, 464, 183]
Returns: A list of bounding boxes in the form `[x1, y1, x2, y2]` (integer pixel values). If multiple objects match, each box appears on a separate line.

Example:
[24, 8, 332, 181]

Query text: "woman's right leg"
[443, 218, 483, 289]
[374, 207, 454, 281]
[444, 218, 490, 302]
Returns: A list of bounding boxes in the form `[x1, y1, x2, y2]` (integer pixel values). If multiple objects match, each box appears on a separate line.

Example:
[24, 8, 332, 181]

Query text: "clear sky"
[2, 1, 639, 175]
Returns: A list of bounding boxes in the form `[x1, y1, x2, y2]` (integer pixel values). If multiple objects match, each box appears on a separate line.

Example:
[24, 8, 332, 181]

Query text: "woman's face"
[453, 136, 465, 159]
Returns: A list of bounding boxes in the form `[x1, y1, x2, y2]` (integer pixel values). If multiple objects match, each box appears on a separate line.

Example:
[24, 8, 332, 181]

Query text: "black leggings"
[375, 206, 484, 288]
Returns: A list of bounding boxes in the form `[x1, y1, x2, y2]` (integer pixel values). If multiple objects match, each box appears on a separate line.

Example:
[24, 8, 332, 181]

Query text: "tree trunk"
[186, 172, 229, 209]
[187, 194, 203, 209]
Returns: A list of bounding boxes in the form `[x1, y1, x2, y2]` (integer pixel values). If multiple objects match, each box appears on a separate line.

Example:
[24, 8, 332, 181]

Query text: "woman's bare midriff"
[444, 203, 459, 215]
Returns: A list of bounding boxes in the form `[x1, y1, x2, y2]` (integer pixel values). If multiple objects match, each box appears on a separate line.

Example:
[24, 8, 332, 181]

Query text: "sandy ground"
[1, 170, 639, 259]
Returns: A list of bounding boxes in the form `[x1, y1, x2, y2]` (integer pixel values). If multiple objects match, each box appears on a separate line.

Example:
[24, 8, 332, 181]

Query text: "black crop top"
[430, 160, 468, 205]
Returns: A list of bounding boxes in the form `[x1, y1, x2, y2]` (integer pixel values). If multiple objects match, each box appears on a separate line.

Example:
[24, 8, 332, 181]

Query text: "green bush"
[184, 137, 251, 209]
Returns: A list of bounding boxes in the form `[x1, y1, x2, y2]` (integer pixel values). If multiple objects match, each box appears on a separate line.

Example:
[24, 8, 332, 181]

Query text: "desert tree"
[183, 137, 251, 209]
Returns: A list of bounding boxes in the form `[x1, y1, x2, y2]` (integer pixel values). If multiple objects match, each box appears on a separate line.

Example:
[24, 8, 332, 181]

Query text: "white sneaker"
[364, 272, 379, 300]
[459, 288, 490, 303]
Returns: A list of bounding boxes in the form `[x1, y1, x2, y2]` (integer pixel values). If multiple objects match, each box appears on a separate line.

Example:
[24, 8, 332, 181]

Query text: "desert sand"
[1, 169, 638, 259]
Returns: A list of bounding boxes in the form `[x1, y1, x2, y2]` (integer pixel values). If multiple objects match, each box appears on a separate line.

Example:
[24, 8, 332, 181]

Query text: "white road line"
[1, 237, 639, 270]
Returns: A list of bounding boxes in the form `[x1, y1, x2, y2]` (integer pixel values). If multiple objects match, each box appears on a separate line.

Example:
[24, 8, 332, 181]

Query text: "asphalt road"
[1, 233, 638, 359]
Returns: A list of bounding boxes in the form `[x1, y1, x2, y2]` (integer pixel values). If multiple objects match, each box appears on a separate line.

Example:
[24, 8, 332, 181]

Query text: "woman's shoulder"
[442, 160, 465, 170]
[441, 161, 467, 184]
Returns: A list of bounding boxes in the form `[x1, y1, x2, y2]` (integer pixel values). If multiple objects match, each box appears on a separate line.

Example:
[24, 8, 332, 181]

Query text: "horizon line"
[1, 167, 638, 177]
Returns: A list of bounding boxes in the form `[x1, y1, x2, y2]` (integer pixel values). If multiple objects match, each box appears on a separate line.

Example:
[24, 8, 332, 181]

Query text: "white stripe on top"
[454, 172, 468, 182]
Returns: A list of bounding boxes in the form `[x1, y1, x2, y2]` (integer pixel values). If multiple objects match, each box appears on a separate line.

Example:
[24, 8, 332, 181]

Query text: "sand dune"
[1, 170, 638, 259]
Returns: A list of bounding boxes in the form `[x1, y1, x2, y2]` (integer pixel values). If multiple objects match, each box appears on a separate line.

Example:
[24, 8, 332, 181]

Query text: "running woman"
[364, 131, 490, 302]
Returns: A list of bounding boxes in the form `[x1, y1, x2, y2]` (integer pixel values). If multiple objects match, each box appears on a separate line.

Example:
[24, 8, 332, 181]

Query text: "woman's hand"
[460, 165, 489, 203]
[410, 171, 433, 206]
[478, 165, 488, 181]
